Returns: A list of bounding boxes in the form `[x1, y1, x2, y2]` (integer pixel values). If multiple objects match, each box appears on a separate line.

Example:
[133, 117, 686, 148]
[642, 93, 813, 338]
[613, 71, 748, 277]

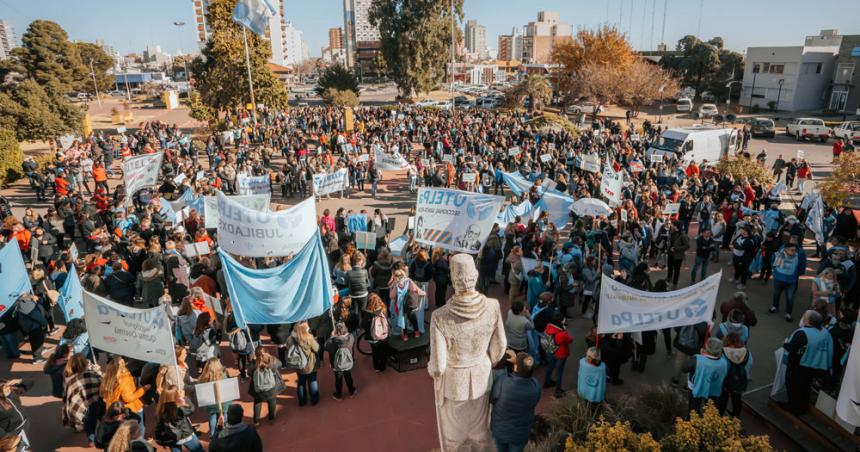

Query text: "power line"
[649, 0, 657, 51]
[660, 0, 668, 49]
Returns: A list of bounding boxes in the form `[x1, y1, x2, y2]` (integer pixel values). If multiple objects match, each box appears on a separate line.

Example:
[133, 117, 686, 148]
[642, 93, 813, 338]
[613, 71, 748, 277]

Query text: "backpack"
[252, 366, 277, 393]
[228, 329, 252, 355]
[676, 325, 700, 353]
[724, 355, 750, 392]
[333, 347, 354, 372]
[285, 340, 309, 371]
[541, 332, 559, 355]
[370, 314, 389, 341]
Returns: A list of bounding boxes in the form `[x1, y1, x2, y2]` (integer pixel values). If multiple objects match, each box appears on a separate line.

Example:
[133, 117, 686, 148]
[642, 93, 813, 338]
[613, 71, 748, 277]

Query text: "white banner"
[539, 153, 553, 163]
[597, 272, 722, 334]
[236, 174, 271, 195]
[580, 154, 600, 172]
[204, 193, 270, 229]
[600, 167, 623, 206]
[836, 321, 860, 427]
[83, 290, 177, 365]
[374, 147, 409, 171]
[414, 187, 504, 254]
[123, 152, 164, 195]
[217, 192, 317, 257]
[312, 168, 349, 196]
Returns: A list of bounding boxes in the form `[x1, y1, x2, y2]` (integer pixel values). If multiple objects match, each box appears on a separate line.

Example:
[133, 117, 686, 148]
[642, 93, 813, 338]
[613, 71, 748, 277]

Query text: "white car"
[675, 98, 693, 112]
[415, 99, 436, 107]
[832, 121, 860, 144]
[567, 103, 604, 114]
[786, 118, 831, 142]
[698, 104, 719, 117]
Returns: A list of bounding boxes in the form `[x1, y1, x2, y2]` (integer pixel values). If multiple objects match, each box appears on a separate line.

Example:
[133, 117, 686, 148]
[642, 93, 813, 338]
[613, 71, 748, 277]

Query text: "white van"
[675, 98, 693, 112]
[647, 126, 739, 164]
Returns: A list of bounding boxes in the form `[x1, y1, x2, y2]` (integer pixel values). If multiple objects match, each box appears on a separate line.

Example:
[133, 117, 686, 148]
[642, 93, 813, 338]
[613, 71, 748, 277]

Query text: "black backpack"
[724, 355, 750, 393]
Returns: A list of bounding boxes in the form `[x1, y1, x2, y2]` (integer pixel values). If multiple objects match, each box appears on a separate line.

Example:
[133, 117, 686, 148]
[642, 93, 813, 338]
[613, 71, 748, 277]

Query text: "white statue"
[428, 254, 507, 451]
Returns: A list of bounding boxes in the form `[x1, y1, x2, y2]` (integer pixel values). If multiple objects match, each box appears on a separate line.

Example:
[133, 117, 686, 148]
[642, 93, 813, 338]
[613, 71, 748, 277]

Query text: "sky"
[2, 0, 860, 58]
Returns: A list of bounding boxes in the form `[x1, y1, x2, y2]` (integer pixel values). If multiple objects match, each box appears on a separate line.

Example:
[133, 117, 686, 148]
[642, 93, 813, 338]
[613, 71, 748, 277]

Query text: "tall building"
[0, 20, 16, 60]
[521, 10, 571, 64]
[464, 20, 487, 61]
[343, 0, 380, 69]
[191, 0, 287, 65]
[498, 27, 523, 62]
[329, 27, 344, 50]
[283, 22, 308, 66]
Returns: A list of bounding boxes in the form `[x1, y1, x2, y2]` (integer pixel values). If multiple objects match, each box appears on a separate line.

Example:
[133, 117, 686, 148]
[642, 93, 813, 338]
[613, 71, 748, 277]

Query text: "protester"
[782, 310, 834, 414]
[248, 347, 285, 424]
[196, 358, 230, 437]
[153, 385, 204, 452]
[577, 347, 607, 407]
[287, 321, 319, 407]
[209, 404, 263, 452]
[62, 353, 102, 445]
[325, 321, 357, 400]
[542, 312, 573, 397]
[719, 332, 753, 418]
[490, 351, 541, 452]
[683, 337, 729, 413]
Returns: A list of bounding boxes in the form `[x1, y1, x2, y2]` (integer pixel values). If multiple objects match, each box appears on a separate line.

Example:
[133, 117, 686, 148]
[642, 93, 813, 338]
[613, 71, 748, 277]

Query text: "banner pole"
[241, 28, 258, 127]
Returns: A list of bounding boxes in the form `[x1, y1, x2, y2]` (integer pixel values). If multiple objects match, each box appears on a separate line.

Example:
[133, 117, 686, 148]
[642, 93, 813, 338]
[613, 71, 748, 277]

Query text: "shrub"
[321, 88, 359, 108]
[715, 155, 774, 185]
[0, 129, 24, 187]
[526, 113, 580, 140]
[819, 152, 860, 208]
[661, 402, 773, 452]
[611, 385, 689, 440]
[544, 393, 618, 443]
[565, 420, 660, 452]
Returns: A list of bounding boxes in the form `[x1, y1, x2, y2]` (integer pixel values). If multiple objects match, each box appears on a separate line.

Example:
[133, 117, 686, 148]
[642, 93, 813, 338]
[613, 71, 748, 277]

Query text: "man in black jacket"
[104, 262, 137, 304]
[210, 404, 263, 452]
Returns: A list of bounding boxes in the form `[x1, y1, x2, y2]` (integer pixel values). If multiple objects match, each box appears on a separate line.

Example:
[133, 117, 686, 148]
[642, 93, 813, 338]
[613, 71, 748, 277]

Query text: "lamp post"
[724, 80, 740, 117]
[747, 66, 759, 112]
[658, 83, 665, 124]
[172, 21, 193, 96]
[775, 78, 784, 112]
[88, 59, 102, 106]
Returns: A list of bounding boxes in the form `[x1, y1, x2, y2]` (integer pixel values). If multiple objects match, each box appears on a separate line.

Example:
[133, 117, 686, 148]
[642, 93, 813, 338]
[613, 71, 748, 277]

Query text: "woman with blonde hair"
[288, 321, 320, 407]
[100, 357, 150, 434]
[154, 385, 203, 452]
[389, 266, 426, 341]
[197, 358, 229, 437]
[333, 253, 352, 290]
[62, 353, 102, 443]
[155, 346, 192, 395]
[248, 347, 285, 423]
[107, 419, 152, 452]
[175, 298, 199, 346]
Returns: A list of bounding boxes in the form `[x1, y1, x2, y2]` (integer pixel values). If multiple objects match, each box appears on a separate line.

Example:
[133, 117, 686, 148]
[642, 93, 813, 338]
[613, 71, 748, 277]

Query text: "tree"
[0, 128, 24, 186]
[511, 74, 552, 112]
[294, 59, 317, 81]
[819, 153, 860, 208]
[615, 60, 680, 116]
[190, 0, 288, 119]
[715, 155, 774, 186]
[75, 42, 114, 93]
[9, 20, 87, 96]
[315, 64, 359, 96]
[661, 35, 743, 100]
[0, 79, 82, 142]
[575, 62, 623, 115]
[321, 88, 359, 108]
[369, 0, 463, 99]
[552, 25, 634, 107]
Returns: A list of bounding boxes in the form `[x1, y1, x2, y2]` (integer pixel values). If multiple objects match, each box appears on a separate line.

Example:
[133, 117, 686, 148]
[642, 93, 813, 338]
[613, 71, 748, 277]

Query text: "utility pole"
[88, 59, 102, 106]
[450, 0, 455, 109]
[242, 28, 258, 126]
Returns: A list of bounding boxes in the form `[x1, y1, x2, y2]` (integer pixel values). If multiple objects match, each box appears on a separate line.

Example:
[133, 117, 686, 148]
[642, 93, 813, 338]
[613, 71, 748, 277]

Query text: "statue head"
[450, 253, 478, 294]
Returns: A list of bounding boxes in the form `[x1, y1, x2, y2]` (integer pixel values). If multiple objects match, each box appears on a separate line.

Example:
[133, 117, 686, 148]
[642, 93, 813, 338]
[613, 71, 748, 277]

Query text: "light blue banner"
[58, 266, 85, 321]
[232, 0, 276, 36]
[501, 171, 533, 197]
[535, 190, 575, 229]
[220, 232, 334, 328]
[0, 239, 31, 318]
[496, 199, 535, 226]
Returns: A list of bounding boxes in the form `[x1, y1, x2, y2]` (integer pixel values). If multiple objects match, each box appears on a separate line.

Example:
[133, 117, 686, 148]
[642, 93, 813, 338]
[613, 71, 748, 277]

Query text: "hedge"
[0, 129, 23, 187]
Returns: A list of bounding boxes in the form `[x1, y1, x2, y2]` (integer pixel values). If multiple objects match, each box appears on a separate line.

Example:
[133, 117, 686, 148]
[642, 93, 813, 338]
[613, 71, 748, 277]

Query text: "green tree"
[75, 42, 115, 93]
[514, 74, 552, 112]
[190, 0, 288, 119]
[661, 35, 742, 100]
[0, 128, 24, 186]
[9, 20, 87, 96]
[0, 79, 82, 142]
[369, 0, 463, 99]
[315, 64, 359, 96]
[321, 88, 359, 108]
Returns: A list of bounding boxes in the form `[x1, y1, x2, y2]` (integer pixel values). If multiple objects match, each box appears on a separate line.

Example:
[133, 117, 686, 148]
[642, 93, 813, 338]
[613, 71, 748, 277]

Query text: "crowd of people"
[0, 104, 856, 451]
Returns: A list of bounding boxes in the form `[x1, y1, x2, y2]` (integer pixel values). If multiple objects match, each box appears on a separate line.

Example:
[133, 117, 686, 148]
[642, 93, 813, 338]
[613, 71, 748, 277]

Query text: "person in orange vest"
[11, 223, 33, 259]
[685, 161, 700, 178]
[92, 160, 109, 195]
[54, 169, 70, 197]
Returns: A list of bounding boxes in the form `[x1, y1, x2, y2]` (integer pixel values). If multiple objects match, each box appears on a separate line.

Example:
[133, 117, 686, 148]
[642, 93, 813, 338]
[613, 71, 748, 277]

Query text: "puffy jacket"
[210, 423, 263, 452]
[105, 373, 146, 413]
[346, 267, 370, 298]
[155, 404, 197, 446]
[370, 258, 393, 289]
[544, 323, 573, 359]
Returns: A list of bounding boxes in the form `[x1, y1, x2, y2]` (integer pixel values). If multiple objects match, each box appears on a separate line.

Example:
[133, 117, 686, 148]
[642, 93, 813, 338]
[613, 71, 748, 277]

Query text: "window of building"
[801, 62, 823, 75]
[769, 64, 784, 74]
[816, 63, 822, 73]
[836, 63, 855, 84]
[752, 63, 760, 73]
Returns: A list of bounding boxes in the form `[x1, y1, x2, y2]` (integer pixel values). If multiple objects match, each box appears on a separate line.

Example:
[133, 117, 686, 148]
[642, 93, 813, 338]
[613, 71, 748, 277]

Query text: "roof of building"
[267, 62, 293, 74]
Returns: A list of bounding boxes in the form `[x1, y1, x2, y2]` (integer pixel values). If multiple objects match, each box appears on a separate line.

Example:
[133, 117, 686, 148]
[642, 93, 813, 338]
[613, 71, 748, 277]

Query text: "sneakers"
[736, 284, 746, 290]
[768, 307, 777, 314]
[332, 394, 343, 401]
[785, 314, 793, 322]
[349, 388, 357, 397]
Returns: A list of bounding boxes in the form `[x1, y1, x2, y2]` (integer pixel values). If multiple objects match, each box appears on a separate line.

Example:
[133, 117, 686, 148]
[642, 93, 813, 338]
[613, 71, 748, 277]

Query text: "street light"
[658, 84, 665, 124]
[724, 80, 740, 117]
[173, 21, 193, 96]
[88, 59, 102, 106]
[775, 79, 784, 113]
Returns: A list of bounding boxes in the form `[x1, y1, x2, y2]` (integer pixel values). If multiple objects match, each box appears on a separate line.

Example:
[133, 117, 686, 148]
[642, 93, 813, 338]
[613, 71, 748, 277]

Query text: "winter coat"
[248, 359, 285, 401]
[136, 268, 164, 308]
[209, 422, 264, 452]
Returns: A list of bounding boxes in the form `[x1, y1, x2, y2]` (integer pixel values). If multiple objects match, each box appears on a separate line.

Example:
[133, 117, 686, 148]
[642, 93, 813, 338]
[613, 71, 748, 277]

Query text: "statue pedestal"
[386, 333, 430, 372]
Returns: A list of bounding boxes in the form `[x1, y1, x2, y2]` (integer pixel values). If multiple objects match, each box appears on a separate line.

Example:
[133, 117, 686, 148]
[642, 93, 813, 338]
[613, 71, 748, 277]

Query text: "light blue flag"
[58, 266, 85, 321]
[0, 239, 31, 318]
[220, 232, 334, 328]
[160, 199, 177, 222]
[496, 199, 534, 226]
[232, 0, 276, 36]
[347, 214, 368, 233]
[501, 171, 533, 197]
[535, 190, 575, 229]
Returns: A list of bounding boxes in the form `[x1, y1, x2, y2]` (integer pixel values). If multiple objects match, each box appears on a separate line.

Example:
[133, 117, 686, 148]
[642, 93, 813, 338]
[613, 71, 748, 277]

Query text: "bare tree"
[615, 60, 679, 116]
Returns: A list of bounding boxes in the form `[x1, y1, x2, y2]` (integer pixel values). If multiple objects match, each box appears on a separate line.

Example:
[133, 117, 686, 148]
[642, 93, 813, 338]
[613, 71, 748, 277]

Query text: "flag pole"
[241, 27, 258, 126]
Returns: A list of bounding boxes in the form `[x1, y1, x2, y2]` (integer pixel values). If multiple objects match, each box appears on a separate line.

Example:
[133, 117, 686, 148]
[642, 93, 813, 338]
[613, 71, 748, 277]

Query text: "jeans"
[297, 372, 319, 406]
[137, 409, 145, 436]
[495, 437, 527, 452]
[334, 370, 355, 396]
[171, 434, 204, 452]
[0, 333, 20, 358]
[544, 354, 566, 392]
[208, 413, 217, 437]
[253, 397, 276, 422]
[371, 180, 378, 198]
[690, 256, 709, 283]
[772, 279, 797, 315]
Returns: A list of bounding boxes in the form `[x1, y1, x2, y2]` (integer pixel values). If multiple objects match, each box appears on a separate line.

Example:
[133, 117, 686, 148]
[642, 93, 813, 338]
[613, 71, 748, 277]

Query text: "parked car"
[745, 117, 776, 138]
[675, 98, 693, 112]
[786, 117, 831, 142]
[701, 91, 716, 102]
[567, 103, 604, 114]
[832, 121, 860, 144]
[453, 96, 469, 107]
[698, 103, 719, 118]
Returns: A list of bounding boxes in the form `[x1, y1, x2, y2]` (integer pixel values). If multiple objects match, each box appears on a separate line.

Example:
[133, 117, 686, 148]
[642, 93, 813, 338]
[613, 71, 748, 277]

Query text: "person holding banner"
[196, 358, 230, 439]
[154, 385, 205, 452]
[100, 358, 150, 435]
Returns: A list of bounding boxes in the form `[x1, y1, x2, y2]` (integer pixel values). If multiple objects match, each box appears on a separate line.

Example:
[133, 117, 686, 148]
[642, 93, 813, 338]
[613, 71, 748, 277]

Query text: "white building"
[343, 0, 380, 68]
[267, 0, 288, 66]
[283, 21, 308, 66]
[465, 20, 487, 61]
[0, 20, 16, 60]
[740, 30, 841, 112]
